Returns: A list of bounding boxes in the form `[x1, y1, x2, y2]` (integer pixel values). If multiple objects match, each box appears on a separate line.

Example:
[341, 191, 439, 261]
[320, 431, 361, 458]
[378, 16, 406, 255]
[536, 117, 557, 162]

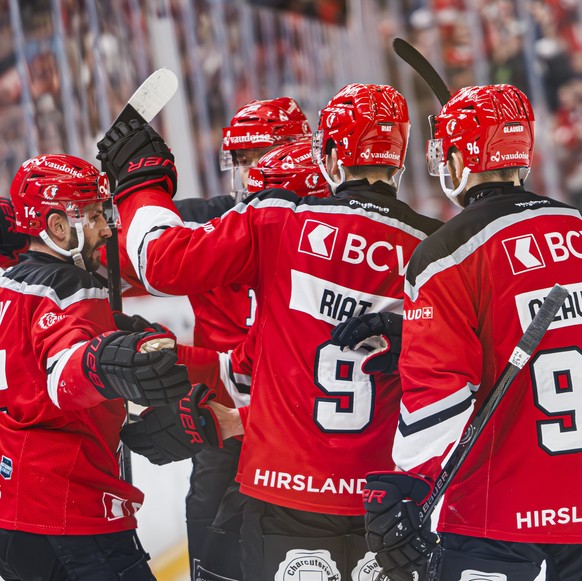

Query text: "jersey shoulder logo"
[298, 219, 338, 260]
[502, 234, 545, 274]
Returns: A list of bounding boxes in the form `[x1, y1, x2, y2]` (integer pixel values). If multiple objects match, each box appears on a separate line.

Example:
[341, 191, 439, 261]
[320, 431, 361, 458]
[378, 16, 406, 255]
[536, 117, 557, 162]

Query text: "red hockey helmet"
[10, 154, 110, 237]
[427, 84, 534, 176]
[312, 83, 410, 172]
[220, 97, 312, 170]
[246, 139, 329, 198]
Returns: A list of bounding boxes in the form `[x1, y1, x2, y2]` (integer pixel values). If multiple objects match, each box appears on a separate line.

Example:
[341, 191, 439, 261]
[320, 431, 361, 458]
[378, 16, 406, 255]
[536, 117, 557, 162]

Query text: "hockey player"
[99, 97, 312, 581]
[97, 82, 443, 581]
[0, 155, 191, 581]
[182, 97, 312, 581]
[121, 136, 328, 581]
[363, 84, 582, 581]
[119, 137, 330, 462]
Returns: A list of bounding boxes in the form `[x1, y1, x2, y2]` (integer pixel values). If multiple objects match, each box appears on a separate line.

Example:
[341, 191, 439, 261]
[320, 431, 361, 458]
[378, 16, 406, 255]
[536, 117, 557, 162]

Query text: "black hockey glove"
[113, 311, 173, 336]
[363, 472, 438, 581]
[96, 119, 177, 204]
[120, 384, 223, 465]
[83, 330, 190, 406]
[331, 312, 403, 374]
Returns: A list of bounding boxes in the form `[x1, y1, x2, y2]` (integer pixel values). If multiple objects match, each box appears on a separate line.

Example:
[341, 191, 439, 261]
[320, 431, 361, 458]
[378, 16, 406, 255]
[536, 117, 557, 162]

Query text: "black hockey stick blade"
[419, 283, 569, 521]
[393, 38, 451, 106]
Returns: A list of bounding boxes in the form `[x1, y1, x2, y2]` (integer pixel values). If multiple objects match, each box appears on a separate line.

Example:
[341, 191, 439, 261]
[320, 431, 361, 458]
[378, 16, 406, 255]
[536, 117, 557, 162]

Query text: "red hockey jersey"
[120, 180, 441, 515]
[0, 252, 143, 535]
[113, 195, 255, 352]
[394, 184, 582, 542]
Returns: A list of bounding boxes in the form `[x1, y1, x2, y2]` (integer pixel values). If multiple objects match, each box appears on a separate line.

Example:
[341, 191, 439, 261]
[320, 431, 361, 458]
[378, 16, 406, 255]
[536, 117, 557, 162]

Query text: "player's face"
[234, 147, 271, 188]
[69, 203, 111, 272]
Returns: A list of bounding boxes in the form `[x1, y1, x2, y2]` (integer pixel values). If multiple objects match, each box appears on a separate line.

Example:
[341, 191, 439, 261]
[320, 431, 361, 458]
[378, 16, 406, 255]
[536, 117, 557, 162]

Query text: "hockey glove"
[331, 312, 403, 374]
[83, 330, 190, 406]
[113, 311, 174, 336]
[120, 384, 223, 465]
[96, 119, 177, 204]
[363, 472, 438, 581]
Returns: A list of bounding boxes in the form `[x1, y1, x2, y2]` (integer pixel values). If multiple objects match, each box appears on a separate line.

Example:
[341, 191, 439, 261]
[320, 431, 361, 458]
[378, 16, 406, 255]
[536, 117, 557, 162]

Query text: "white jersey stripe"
[0, 277, 108, 308]
[407, 207, 582, 301]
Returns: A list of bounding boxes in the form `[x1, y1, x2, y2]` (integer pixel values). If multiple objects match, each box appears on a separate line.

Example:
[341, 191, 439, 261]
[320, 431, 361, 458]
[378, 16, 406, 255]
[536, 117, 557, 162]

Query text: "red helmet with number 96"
[427, 84, 534, 205]
[246, 139, 328, 198]
[10, 154, 110, 237]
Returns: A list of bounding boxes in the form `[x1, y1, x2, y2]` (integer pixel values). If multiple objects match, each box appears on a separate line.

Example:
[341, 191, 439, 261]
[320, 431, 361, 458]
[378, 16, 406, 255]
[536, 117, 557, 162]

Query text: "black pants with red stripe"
[0, 528, 154, 581]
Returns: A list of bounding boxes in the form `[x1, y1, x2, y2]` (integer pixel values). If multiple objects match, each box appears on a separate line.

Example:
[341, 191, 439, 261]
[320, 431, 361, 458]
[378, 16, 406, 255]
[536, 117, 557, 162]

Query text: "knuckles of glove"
[96, 119, 177, 202]
[363, 473, 437, 581]
[119, 384, 222, 466]
[120, 406, 195, 466]
[97, 120, 167, 174]
[331, 312, 403, 351]
[113, 311, 172, 335]
[83, 330, 190, 406]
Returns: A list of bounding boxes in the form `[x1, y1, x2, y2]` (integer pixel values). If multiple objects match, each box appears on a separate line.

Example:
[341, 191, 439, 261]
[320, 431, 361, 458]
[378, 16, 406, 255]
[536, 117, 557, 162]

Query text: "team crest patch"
[351, 552, 380, 580]
[275, 549, 340, 581]
[38, 312, 66, 329]
[0, 455, 13, 479]
[460, 571, 507, 581]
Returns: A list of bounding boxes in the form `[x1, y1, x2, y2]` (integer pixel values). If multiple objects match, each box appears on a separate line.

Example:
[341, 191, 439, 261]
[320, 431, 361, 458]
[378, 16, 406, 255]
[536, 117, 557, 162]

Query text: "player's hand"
[331, 312, 403, 374]
[120, 384, 223, 465]
[363, 472, 438, 581]
[83, 330, 189, 406]
[96, 119, 177, 204]
[113, 311, 174, 336]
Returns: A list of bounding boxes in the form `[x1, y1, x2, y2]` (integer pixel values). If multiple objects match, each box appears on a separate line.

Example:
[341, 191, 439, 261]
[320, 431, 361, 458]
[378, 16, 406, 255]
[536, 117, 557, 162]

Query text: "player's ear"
[328, 147, 341, 180]
[447, 149, 464, 183]
[46, 212, 68, 242]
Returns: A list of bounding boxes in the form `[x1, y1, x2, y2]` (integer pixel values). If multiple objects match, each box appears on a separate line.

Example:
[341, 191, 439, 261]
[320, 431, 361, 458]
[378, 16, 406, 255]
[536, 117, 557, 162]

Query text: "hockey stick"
[104, 68, 179, 312]
[102, 69, 178, 481]
[419, 283, 569, 522]
[392, 38, 451, 106]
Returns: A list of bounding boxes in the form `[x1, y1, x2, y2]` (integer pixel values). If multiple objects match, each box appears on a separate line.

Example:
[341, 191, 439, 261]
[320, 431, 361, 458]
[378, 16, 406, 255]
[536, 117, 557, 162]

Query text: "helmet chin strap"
[438, 163, 471, 208]
[391, 166, 405, 191]
[40, 221, 86, 270]
[318, 159, 345, 193]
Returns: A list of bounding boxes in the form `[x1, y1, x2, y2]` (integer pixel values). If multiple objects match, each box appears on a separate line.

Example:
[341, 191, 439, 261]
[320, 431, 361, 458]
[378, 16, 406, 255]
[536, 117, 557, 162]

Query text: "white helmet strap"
[40, 221, 86, 270]
[318, 158, 345, 194]
[438, 163, 471, 208]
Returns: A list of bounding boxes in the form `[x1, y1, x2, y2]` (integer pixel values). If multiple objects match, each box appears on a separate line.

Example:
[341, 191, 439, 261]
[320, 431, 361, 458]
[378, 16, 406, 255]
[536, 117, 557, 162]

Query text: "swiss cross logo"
[298, 219, 338, 260]
[502, 234, 545, 274]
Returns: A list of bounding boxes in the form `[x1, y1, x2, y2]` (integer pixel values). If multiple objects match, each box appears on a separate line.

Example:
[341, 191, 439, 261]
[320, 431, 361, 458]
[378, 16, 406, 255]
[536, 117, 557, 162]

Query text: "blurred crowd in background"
[0, 0, 580, 221]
